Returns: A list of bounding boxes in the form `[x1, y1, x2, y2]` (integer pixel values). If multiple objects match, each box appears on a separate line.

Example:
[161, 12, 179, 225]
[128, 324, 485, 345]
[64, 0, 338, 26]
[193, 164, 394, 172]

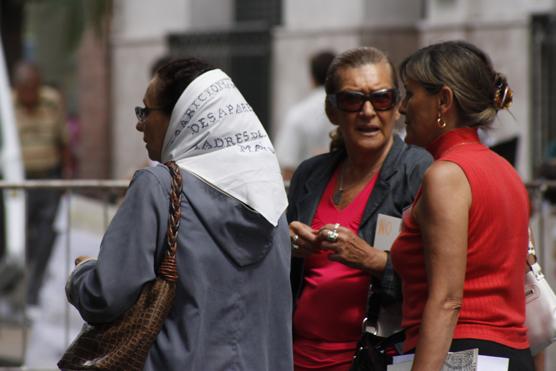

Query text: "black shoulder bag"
[350, 285, 405, 371]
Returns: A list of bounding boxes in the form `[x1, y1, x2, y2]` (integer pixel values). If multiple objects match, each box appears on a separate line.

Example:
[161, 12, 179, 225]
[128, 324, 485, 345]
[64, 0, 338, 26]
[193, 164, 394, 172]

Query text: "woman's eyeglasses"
[135, 106, 167, 122]
[328, 88, 399, 112]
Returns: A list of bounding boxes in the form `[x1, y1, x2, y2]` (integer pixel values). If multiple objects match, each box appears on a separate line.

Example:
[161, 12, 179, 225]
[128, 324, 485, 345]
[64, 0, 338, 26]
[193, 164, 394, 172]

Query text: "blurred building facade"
[110, 6, 556, 365]
[1, 0, 556, 366]
[110, 0, 554, 181]
[3, 0, 555, 179]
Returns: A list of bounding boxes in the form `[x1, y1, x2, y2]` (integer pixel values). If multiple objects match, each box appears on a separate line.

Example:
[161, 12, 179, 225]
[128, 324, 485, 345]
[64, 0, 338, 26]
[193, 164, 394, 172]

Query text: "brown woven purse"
[58, 161, 182, 371]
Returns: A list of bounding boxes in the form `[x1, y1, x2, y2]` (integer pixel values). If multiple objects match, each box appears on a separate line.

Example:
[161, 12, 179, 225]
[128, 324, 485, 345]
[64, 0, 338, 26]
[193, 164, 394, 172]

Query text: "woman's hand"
[74, 255, 95, 266]
[289, 221, 320, 257]
[317, 223, 388, 276]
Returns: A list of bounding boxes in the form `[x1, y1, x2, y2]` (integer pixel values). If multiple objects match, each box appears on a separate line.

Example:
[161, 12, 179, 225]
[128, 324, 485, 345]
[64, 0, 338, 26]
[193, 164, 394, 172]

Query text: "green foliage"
[84, 0, 113, 38]
[26, 0, 112, 54]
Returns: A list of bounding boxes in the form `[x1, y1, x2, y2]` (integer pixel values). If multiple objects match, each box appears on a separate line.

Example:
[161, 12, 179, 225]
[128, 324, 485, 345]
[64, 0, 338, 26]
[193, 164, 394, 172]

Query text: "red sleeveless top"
[390, 127, 529, 352]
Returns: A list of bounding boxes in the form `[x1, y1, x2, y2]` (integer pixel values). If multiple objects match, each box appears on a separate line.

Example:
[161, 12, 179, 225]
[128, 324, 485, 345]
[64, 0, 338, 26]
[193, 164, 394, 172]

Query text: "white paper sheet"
[373, 213, 402, 251]
[388, 352, 509, 371]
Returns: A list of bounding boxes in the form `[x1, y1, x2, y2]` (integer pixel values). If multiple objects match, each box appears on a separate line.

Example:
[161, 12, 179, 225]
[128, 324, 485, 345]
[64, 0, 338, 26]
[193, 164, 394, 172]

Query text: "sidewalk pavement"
[24, 194, 114, 369]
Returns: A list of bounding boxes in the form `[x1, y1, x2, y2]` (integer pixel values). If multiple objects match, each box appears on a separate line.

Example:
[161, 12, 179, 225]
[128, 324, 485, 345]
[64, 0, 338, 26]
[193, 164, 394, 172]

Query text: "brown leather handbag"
[57, 161, 182, 371]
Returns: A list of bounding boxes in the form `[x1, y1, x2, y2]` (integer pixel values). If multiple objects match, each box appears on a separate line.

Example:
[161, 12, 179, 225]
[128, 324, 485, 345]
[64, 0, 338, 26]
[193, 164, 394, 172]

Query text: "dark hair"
[155, 58, 216, 115]
[150, 55, 174, 77]
[399, 40, 512, 128]
[324, 47, 399, 151]
[310, 50, 336, 86]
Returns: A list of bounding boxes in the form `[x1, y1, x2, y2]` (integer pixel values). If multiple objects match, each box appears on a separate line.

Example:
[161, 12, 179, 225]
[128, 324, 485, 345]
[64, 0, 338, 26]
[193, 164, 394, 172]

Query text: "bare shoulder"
[423, 160, 468, 190]
[418, 160, 472, 212]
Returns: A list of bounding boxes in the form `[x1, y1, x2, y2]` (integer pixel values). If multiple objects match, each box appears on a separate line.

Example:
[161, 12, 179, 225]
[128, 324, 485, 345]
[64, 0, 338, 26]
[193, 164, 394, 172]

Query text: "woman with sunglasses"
[390, 41, 533, 370]
[64, 58, 293, 370]
[287, 47, 432, 370]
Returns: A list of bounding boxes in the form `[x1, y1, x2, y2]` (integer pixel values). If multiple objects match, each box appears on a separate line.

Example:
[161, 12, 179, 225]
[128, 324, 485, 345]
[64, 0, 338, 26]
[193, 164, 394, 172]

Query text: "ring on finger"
[326, 229, 339, 242]
[292, 243, 300, 250]
[292, 234, 299, 243]
[333, 223, 340, 231]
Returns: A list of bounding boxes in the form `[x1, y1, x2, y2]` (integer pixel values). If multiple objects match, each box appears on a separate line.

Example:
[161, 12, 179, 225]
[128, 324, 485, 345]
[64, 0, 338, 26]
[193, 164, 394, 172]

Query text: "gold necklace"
[332, 162, 381, 205]
[332, 165, 345, 205]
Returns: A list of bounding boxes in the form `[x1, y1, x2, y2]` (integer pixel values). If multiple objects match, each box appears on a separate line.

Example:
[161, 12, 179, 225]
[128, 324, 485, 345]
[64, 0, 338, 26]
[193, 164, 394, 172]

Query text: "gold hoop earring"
[436, 113, 447, 128]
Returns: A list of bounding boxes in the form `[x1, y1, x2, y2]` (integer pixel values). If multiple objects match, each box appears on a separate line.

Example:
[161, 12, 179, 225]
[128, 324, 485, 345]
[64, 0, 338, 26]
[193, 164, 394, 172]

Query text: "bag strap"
[158, 161, 183, 282]
[527, 227, 546, 280]
[527, 227, 538, 267]
[363, 279, 382, 335]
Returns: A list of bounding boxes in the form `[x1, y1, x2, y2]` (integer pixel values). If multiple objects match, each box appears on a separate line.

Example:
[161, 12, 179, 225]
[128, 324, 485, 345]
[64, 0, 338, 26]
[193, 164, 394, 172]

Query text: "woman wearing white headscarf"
[66, 58, 293, 370]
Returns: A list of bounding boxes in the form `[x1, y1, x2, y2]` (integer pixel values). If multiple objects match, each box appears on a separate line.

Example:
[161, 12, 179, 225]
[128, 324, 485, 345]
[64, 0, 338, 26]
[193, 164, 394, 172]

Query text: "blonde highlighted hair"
[399, 40, 512, 128]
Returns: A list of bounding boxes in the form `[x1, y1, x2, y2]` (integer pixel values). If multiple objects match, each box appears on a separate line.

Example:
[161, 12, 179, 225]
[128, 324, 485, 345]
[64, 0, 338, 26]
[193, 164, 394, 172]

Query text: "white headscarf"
[161, 69, 287, 226]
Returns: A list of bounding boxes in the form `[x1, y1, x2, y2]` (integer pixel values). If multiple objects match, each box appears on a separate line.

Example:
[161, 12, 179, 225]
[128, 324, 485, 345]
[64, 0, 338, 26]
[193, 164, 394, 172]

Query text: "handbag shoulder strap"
[363, 279, 382, 334]
[527, 227, 546, 280]
[527, 227, 538, 267]
[158, 161, 183, 282]
[528, 227, 536, 257]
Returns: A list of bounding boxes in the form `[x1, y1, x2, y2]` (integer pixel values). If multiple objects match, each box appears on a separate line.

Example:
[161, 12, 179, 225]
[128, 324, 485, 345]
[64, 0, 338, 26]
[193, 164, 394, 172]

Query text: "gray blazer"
[67, 165, 293, 371]
[287, 135, 432, 304]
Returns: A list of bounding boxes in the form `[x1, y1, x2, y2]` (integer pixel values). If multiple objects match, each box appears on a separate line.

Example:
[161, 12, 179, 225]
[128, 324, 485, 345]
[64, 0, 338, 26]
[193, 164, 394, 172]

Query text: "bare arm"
[534, 351, 545, 371]
[411, 161, 471, 371]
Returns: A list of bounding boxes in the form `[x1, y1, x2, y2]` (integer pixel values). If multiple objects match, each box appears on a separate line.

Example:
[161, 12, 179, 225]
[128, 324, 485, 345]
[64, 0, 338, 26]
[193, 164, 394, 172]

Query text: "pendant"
[332, 189, 343, 205]
[333, 162, 345, 205]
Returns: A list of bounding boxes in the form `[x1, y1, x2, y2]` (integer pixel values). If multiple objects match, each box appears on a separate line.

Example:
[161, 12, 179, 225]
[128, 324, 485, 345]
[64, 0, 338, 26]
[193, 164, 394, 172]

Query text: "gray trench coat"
[67, 165, 293, 371]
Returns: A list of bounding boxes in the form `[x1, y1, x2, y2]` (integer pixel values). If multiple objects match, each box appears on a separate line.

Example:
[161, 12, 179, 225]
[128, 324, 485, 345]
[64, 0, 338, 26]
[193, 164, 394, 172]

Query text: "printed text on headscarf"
[169, 78, 274, 154]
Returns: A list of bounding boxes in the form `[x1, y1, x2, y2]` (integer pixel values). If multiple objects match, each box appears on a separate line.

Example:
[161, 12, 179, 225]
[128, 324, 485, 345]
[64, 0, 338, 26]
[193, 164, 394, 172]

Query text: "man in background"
[275, 50, 336, 181]
[13, 61, 70, 305]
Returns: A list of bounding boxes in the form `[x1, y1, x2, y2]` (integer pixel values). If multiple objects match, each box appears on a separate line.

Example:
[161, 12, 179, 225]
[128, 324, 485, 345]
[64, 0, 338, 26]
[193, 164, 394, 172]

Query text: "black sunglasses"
[328, 88, 400, 112]
[135, 105, 167, 122]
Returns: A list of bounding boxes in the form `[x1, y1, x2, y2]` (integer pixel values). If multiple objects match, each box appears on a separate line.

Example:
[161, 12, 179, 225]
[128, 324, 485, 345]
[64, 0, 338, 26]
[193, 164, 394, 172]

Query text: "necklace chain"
[332, 165, 345, 205]
[332, 162, 381, 206]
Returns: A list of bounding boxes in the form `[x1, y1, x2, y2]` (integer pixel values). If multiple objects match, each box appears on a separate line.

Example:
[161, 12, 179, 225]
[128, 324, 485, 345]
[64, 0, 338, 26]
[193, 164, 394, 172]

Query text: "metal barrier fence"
[0, 179, 128, 370]
[0, 179, 555, 369]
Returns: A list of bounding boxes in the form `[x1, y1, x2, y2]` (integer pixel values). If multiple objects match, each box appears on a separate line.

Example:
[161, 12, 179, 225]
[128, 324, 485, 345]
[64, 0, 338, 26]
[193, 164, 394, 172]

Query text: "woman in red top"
[390, 41, 534, 371]
[287, 47, 432, 370]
